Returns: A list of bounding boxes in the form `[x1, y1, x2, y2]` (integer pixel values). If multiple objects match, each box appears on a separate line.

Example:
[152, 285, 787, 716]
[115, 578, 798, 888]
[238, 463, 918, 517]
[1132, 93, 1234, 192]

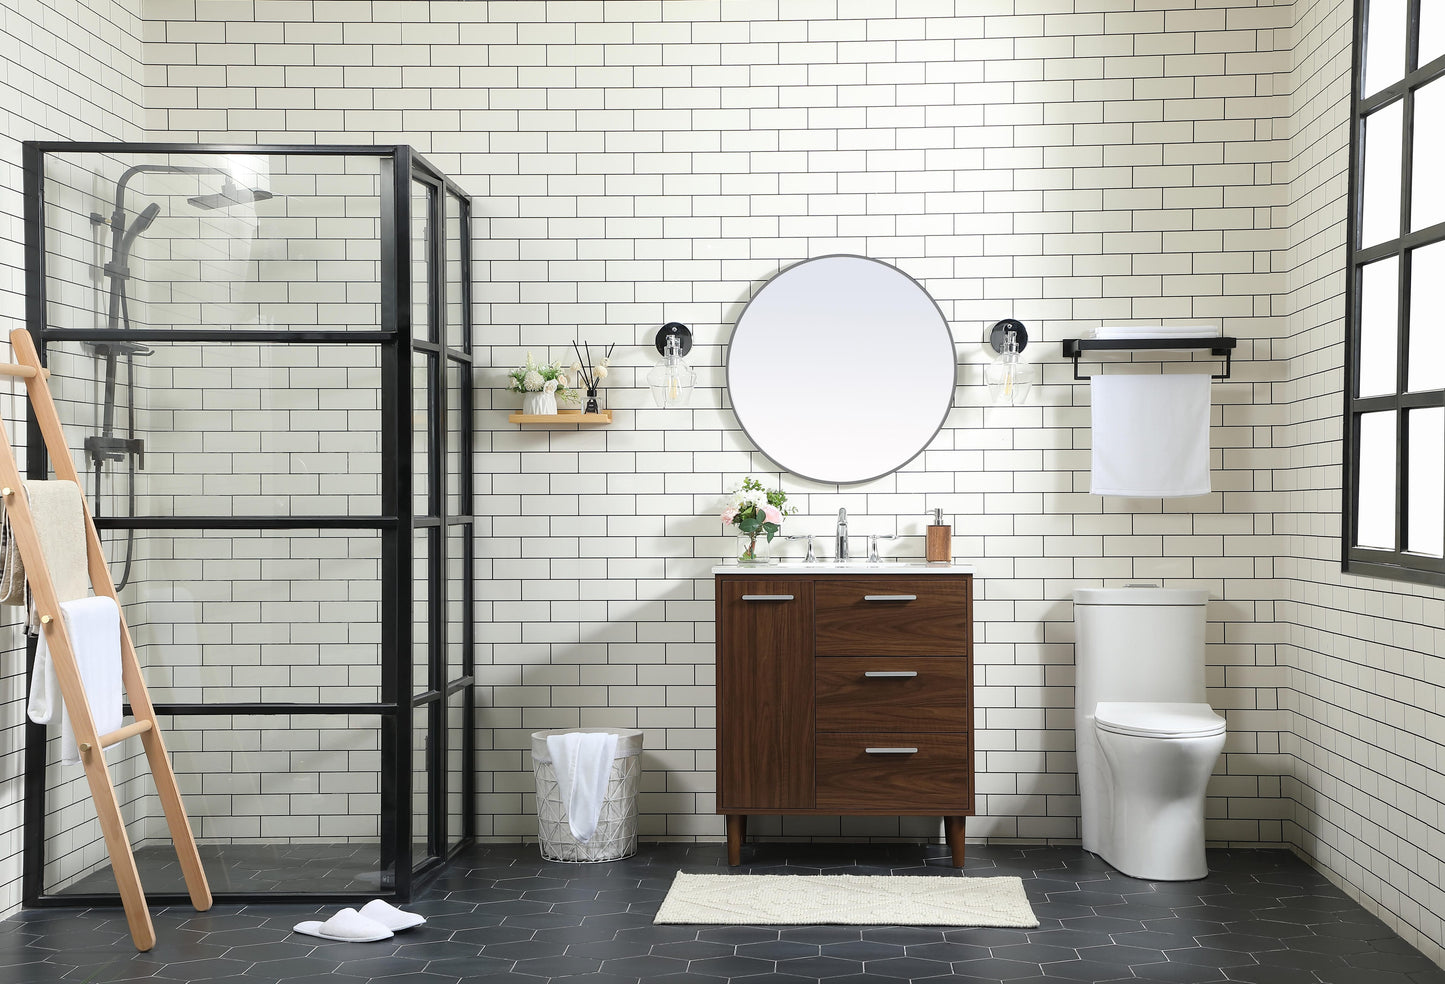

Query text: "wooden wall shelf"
[508, 410, 613, 424]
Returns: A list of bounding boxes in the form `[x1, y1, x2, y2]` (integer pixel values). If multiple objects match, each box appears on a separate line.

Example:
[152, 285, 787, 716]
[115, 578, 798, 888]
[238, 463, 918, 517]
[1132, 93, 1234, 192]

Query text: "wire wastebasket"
[530, 728, 643, 862]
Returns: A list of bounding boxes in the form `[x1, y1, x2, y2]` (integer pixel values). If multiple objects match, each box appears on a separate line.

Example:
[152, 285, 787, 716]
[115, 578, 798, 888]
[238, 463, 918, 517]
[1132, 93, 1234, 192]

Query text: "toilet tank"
[1073, 587, 1209, 711]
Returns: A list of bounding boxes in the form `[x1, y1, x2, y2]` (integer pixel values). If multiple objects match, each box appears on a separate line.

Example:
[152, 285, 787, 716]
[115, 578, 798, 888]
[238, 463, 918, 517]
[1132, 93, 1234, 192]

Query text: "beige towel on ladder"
[0, 480, 92, 629]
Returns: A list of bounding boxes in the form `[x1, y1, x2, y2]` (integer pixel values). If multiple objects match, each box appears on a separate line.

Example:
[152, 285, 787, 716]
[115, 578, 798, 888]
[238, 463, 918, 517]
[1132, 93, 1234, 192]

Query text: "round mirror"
[727, 255, 956, 484]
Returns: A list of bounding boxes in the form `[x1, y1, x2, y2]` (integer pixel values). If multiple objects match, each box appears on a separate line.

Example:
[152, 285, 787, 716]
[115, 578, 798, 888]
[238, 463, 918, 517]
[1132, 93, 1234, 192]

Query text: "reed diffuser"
[570, 341, 614, 414]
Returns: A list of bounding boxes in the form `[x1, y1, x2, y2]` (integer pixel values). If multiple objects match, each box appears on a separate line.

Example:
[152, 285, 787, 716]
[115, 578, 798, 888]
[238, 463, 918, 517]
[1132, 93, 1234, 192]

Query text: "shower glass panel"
[23, 143, 475, 905]
[45, 714, 386, 898]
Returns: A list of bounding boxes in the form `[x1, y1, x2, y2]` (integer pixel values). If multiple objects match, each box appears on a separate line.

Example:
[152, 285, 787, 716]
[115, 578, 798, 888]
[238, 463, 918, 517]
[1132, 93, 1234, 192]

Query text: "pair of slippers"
[293, 899, 427, 942]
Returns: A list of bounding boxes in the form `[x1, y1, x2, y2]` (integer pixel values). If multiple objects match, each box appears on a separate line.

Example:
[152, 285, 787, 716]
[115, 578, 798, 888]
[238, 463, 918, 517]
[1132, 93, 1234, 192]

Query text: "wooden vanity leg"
[726, 815, 747, 866]
[945, 816, 966, 867]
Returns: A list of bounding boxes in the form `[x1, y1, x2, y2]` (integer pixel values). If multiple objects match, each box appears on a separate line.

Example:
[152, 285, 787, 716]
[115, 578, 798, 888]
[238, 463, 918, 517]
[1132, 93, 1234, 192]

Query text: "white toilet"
[1073, 586, 1226, 881]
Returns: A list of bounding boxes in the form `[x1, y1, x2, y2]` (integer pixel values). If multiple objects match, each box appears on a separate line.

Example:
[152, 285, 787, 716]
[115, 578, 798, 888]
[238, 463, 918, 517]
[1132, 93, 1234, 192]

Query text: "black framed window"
[1345, 0, 1445, 584]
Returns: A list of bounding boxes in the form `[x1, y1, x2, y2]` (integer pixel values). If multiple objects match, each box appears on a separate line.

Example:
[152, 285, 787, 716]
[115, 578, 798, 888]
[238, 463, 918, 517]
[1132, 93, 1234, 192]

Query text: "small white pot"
[522, 391, 557, 415]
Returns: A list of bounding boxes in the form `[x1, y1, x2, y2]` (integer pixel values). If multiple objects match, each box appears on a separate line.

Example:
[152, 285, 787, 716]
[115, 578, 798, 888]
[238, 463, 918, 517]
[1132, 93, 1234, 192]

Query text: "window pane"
[1362, 100, 1404, 248]
[1424, 1, 1445, 67]
[1408, 408, 1444, 556]
[1357, 411, 1398, 549]
[412, 180, 432, 343]
[1360, 256, 1399, 396]
[1364, 0, 1407, 97]
[1412, 79, 1445, 231]
[1409, 242, 1445, 391]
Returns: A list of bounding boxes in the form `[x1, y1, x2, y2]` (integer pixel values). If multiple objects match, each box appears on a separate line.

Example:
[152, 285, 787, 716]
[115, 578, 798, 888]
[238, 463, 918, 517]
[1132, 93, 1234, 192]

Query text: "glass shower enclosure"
[20, 142, 474, 903]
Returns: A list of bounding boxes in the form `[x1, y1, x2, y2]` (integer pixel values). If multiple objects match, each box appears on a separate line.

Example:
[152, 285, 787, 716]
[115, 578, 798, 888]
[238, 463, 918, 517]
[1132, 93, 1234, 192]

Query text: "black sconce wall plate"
[655, 322, 692, 356]
[989, 319, 1028, 353]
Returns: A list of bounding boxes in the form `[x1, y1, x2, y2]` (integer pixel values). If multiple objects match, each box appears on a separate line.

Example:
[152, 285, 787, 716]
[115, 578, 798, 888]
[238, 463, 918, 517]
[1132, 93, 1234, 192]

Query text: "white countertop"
[712, 562, 975, 574]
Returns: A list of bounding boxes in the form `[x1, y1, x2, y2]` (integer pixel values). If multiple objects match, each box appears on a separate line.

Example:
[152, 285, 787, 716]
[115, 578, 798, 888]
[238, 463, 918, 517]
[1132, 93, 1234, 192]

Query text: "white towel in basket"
[546, 731, 619, 844]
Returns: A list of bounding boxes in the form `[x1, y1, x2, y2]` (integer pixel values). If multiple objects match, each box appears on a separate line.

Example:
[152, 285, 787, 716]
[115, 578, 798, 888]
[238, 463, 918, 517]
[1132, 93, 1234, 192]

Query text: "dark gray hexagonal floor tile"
[697, 926, 779, 945]
[776, 954, 865, 978]
[597, 952, 690, 977]
[650, 939, 735, 960]
[860, 927, 953, 946]
[736, 938, 818, 960]
[1161, 945, 1259, 968]
[509, 952, 601, 977]
[781, 926, 865, 945]
[1120, 962, 1230, 983]
[566, 936, 655, 959]
[862, 955, 957, 979]
[948, 955, 1046, 979]
[688, 953, 778, 977]
[449, 924, 535, 947]
[905, 940, 992, 962]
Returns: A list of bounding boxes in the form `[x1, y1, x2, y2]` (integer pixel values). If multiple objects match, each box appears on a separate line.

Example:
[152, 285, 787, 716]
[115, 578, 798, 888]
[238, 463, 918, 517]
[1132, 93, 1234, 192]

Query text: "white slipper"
[293, 907, 394, 942]
[360, 898, 427, 931]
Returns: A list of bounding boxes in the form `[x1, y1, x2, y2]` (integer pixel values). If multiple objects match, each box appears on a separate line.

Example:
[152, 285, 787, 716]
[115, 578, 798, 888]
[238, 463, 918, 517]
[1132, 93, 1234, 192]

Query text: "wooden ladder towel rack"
[0, 328, 211, 951]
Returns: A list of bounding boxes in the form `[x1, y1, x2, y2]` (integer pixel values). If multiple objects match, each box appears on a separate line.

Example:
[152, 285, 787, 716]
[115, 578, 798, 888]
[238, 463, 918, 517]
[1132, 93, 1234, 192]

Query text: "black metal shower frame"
[19, 141, 476, 906]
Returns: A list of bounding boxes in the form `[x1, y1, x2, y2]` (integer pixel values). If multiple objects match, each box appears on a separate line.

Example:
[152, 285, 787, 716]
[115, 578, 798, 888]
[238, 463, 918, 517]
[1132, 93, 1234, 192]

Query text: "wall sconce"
[647, 322, 696, 407]
[985, 318, 1034, 405]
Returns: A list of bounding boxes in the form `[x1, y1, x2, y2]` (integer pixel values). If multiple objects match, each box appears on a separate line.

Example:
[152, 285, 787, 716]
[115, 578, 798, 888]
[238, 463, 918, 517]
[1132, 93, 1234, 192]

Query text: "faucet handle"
[784, 534, 817, 562]
[868, 533, 899, 563]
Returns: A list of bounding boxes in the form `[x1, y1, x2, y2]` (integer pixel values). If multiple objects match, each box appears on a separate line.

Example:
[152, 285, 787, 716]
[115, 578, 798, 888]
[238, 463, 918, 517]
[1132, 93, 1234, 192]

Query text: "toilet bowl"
[1073, 587, 1226, 881]
[1092, 701, 1226, 881]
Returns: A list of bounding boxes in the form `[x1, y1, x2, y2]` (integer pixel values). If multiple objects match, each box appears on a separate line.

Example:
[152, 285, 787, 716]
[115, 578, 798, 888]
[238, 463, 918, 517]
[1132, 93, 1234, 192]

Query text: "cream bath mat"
[654, 872, 1039, 927]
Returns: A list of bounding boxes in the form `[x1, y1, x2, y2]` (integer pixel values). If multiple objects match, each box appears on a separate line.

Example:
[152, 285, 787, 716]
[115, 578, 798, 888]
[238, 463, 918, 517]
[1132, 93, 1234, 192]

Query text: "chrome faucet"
[836, 508, 849, 562]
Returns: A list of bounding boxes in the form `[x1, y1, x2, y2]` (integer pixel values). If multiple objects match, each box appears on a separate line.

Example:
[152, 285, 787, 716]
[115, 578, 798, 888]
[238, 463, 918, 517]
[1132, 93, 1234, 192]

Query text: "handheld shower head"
[188, 179, 273, 210]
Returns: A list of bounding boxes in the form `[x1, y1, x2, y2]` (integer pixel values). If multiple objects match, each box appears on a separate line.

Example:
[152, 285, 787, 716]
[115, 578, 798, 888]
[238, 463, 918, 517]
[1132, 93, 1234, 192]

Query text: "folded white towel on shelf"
[546, 731, 619, 844]
[27, 595, 123, 765]
[1090, 374, 1212, 498]
[1095, 325, 1221, 339]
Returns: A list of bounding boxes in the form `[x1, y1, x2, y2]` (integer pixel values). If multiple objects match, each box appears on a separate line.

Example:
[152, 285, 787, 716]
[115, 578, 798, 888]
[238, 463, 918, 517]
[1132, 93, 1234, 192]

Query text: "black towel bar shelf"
[1062, 336, 1237, 380]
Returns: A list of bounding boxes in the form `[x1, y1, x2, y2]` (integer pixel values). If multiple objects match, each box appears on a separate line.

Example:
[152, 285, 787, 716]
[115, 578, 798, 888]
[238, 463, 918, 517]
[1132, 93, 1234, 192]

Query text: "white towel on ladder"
[1090, 374, 1212, 497]
[546, 731, 619, 844]
[27, 596, 124, 766]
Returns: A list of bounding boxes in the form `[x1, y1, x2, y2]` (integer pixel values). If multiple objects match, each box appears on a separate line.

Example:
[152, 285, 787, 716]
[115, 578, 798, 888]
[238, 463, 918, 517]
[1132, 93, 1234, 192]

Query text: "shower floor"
[53, 842, 413, 897]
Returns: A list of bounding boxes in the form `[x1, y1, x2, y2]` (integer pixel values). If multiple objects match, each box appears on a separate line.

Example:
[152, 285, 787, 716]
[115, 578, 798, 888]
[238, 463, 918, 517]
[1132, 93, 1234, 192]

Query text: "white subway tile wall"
[1, 0, 1443, 968]
[0, 0, 148, 913]
[1279, 0, 1445, 963]
[141, 0, 1296, 856]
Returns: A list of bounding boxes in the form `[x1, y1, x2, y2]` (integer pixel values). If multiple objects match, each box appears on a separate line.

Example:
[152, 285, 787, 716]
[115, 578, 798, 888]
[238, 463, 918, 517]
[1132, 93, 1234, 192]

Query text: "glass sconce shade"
[986, 328, 1034, 404]
[648, 333, 696, 407]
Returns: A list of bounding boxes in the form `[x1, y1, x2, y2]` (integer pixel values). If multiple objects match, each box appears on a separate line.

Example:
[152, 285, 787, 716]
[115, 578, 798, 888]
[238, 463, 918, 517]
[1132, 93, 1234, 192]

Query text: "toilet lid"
[1095, 702, 1225, 738]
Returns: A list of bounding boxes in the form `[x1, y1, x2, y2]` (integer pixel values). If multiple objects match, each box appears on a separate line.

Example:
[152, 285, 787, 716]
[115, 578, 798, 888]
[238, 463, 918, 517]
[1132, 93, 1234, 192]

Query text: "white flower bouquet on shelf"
[506, 352, 575, 415]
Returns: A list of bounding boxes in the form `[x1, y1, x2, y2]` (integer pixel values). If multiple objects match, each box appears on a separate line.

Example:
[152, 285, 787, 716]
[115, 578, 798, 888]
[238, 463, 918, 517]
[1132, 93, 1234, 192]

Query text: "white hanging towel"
[1090, 374, 1212, 497]
[27, 595, 124, 765]
[546, 731, 619, 844]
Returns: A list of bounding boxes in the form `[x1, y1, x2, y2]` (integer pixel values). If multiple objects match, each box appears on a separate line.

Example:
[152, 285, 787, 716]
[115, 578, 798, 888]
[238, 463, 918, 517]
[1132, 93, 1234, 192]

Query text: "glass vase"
[737, 532, 770, 565]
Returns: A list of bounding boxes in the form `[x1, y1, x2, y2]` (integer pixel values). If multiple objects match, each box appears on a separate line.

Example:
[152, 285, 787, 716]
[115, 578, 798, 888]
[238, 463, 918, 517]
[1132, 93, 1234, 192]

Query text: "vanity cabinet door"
[717, 580, 815, 811]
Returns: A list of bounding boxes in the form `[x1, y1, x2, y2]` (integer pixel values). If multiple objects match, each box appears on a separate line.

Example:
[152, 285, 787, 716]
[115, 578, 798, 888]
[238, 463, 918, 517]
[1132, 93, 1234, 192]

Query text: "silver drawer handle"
[865, 747, 919, 755]
[864, 671, 919, 678]
[741, 594, 794, 602]
[863, 594, 917, 602]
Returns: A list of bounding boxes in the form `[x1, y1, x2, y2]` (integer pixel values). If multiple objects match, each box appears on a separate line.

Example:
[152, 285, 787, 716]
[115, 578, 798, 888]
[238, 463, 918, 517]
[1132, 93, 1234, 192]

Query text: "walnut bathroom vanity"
[714, 566, 974, 866]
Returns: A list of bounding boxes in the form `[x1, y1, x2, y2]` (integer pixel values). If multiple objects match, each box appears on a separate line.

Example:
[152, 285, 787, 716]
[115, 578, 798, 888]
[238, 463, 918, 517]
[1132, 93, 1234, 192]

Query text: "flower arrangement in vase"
[570, 341, 614, 414]
[506, 352, 575, 415]
[722, 477, 793, 564]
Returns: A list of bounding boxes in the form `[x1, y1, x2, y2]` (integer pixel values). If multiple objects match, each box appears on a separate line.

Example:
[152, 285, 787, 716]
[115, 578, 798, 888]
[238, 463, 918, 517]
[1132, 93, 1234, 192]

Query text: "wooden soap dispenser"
[926, 507, 952, 564]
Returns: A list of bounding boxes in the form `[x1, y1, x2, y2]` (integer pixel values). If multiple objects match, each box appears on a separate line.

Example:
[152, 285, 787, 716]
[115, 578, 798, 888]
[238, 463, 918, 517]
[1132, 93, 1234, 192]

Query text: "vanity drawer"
[816, 734, 971, 812]
[814, 578, 969, 656]
[815, 657, 969, 733]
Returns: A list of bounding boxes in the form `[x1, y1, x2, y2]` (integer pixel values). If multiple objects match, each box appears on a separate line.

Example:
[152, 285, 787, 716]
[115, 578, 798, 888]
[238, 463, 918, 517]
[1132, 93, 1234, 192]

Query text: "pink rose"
[721, 506, 738, 523]
[762, 504, 783, 525]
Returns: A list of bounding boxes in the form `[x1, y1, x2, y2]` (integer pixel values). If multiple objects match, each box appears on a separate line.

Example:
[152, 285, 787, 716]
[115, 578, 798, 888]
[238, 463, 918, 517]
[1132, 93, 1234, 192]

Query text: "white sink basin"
[713, 561, 974, 574]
